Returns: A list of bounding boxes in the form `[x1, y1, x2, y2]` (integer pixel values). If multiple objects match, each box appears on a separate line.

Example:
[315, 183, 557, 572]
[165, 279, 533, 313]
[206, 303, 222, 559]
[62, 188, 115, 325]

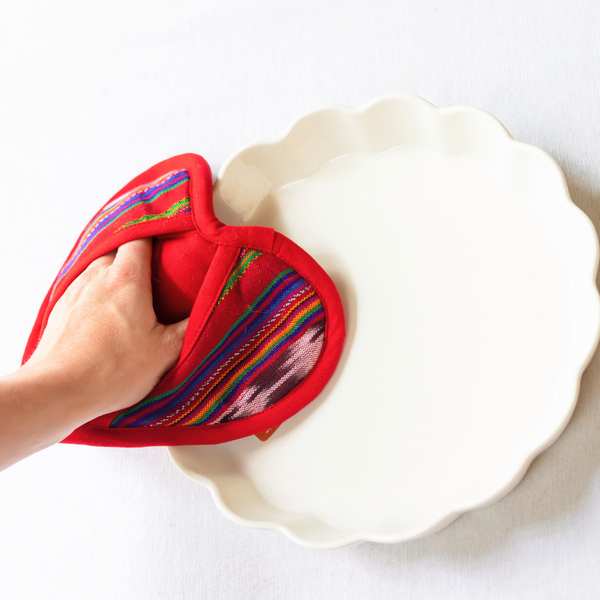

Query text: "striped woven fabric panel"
[110, 249, 326, 428]
[49, 169, 191, 301]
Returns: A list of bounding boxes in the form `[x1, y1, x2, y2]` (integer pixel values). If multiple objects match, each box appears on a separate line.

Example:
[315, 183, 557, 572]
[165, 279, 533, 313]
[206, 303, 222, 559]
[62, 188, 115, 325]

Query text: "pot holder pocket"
[22, 154, 345, 446]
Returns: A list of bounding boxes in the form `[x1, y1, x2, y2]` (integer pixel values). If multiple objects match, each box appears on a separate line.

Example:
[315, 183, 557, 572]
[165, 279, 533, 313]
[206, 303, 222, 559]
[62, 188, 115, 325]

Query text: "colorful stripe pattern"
[117, 197, 191, 230]
[216, 249, 261, 306]
[110, 249, 326, 428]
[49, 169, 191, 300]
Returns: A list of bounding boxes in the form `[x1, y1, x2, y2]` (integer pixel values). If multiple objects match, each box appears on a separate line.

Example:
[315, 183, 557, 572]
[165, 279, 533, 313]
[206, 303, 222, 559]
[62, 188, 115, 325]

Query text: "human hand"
[23, 237, 189, 421]
[0, 237, 188, 469]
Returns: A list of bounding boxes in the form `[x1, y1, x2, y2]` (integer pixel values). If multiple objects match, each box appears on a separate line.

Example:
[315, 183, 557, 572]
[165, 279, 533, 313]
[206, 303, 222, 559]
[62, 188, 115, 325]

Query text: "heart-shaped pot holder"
[22, 154, 345, 446]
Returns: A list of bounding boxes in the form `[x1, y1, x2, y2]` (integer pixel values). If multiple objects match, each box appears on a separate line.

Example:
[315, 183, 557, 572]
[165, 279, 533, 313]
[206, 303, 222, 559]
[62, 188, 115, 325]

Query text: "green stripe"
[102, 178, 189, 232]
[118, 197, 190, 229]
[77, 176, 189, 249]
[217, 250, 261, 301]
[202, 267, 294, 366]
[113, 267, 295, 419]
[190, 302, 323, 424]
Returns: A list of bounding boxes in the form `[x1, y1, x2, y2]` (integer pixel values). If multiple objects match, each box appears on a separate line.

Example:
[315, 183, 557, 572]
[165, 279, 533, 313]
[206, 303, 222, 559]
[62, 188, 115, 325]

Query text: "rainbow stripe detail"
[110, 250, 326, 428]
[117, 197, 190, 230]
[50, 169, 191, 298]
[216, 249, 261, 306]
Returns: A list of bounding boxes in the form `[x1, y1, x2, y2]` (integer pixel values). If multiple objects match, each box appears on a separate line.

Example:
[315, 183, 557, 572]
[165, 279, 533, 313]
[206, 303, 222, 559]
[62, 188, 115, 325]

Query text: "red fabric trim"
[24, 154, 346, 447]
[178, 244, 241, 363]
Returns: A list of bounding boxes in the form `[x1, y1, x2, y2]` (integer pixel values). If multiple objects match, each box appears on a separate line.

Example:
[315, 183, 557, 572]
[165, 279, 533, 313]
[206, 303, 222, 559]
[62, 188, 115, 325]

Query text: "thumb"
[164, 316, 190, 346]
[159, 317, 190, 374]
[163, 316, 190, 352]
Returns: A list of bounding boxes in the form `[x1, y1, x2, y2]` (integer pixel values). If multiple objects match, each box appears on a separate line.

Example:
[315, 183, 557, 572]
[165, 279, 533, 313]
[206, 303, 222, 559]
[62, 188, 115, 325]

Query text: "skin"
[0, 238, 189, 471]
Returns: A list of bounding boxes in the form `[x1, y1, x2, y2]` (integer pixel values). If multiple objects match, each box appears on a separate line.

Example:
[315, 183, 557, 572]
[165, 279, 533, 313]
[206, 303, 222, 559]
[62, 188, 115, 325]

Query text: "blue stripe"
[130, 276, 309, 426]
[56, 171, 190, 282]
[192, 306, 325, 424]
[115, 273, 310, 427]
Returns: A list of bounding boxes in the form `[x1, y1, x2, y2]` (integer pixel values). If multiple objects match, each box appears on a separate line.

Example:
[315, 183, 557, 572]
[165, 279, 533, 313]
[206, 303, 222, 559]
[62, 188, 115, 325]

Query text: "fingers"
[107, 238, 153, 287]
[88, 249, 118, 273]
[64, 249, 117, 298]
[66, 239, 154, 305]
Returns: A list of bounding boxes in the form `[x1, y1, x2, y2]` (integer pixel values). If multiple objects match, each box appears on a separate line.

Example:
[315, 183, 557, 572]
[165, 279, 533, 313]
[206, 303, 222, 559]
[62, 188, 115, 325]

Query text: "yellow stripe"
[185, 297, 321, 425]
[216, 251, 261, 307]
[169, 291, 317, 426]
[117, 197, 190, 230]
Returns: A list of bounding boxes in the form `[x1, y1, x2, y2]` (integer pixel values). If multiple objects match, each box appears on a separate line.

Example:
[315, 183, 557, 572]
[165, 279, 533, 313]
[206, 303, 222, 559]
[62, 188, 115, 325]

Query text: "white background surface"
[1, 1, 600, 598]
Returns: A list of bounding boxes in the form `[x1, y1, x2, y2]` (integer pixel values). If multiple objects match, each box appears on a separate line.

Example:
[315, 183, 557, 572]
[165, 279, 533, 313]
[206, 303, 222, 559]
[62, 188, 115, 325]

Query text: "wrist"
[8, 361, 101, 427]
[0, 362, 100, 469]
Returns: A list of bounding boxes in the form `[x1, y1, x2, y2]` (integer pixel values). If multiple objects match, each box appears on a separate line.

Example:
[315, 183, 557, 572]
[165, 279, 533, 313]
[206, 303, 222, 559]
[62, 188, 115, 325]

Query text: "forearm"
[0, 239, 187, 471]
[0, 364, 97, 471]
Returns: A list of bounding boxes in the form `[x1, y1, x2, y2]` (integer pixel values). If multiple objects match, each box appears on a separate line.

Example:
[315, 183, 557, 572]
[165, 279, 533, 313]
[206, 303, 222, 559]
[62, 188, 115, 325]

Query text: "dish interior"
[171, 142, 586, 544]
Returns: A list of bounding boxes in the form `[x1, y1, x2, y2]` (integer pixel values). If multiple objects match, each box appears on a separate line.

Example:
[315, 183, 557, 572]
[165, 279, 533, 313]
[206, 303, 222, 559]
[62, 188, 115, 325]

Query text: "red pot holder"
[21, 154, 345, 447]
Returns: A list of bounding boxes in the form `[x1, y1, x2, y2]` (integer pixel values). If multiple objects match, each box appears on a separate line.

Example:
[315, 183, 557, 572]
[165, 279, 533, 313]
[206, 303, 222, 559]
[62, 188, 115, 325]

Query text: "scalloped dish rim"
[168, 94, 600, 549]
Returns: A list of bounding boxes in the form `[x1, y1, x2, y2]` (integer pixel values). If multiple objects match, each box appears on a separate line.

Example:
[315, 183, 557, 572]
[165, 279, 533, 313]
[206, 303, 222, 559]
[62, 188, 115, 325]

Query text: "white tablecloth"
[1, 1, 600, 598]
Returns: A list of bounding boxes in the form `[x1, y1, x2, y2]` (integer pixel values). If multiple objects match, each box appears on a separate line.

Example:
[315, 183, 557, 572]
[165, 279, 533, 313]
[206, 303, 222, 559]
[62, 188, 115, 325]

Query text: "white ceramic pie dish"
[169, 94, 600, 549]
